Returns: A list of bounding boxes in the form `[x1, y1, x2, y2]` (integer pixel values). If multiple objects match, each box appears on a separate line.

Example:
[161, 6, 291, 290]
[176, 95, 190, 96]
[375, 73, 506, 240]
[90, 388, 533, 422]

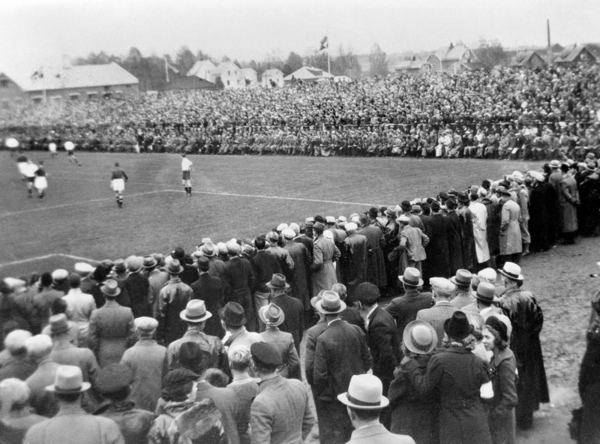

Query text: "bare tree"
[369, 43, 388, 77]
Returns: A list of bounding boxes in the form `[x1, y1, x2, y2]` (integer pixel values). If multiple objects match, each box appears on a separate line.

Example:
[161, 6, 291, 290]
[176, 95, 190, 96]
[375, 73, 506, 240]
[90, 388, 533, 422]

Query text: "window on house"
[103, 92, 112, 99]
[32, 96, 43, 104]
[0, 80, 8, 88]
[69, 93, 80, 101]
[88, 92, 98, 100]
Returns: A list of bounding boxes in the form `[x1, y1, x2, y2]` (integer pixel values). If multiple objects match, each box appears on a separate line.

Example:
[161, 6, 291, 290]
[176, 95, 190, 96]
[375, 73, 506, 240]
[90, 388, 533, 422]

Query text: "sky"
[0, 0, 598, 70]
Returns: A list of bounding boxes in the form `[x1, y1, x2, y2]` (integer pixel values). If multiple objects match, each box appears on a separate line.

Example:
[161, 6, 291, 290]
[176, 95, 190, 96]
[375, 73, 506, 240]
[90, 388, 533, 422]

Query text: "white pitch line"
[0, 190, 180, 219]
[0, 253, 99, 268]
[0, 189, 379, 219]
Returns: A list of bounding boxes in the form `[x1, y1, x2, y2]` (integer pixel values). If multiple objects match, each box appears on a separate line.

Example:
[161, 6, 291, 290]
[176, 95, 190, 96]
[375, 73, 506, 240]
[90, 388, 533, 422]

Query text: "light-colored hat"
[46, 365, 90, 393]
[126, 256, 144, 273]
[282, 228, 295, 240]
[4, 330, 32, 353]
[337, 374, 389, 410]
[74, 262, 94, 275]
[403, 320, 438, 354]
[180, 299, 212, 323]
[399, 267, 424, 288]
[528, 171, 545, 182]
[258, 303, 285, 327]
[315, 290, 346, 314]
[397, 214, 410, 223]
[345, 222, 358, 232]
[511, 171, 524, 183]
[217, 242, 228, 255]
[266, 273, 290, 291]
[430, 277, 456, 296]
[51, 269, 68, 282]
[25, 334, 52, 357]
[477, 267, 497, 284]
[276, 223, 288, 232]
[166, 259, 183, 275]
[101, 279, 121, 297]
[49, 314, 70, 336]
[549, 159, 561, 169]
[450, 269, 473, 288]
[337, 216, 347, 223]
[289, 222, 300, 235]
[226, 239, 241, 255]
[475, 282, 497, 304]
[325, 216, 336, 224]
[498, 262, 523, 281]
[134, 316, 158, 331]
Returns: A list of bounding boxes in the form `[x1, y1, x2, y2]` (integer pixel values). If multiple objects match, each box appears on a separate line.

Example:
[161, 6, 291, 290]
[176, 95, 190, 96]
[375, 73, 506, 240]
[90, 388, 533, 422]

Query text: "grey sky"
[0, 0, 598, 69]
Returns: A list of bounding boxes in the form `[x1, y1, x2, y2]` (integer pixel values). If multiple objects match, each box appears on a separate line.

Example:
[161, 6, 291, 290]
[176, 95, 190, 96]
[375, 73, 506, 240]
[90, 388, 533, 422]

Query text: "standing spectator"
[120, 317, 166, 412]
[221, 302, 262, 351]
[450, 269, 475, 309]
[191, 256, 226, 338]
[396, 215, 429, 274]
[342, 222, 368, 298]
[528, 171, 555, 252]
[422, 201, 450, 281]
[401, 311, 492, 444]
[258, 303, 300, 379]
[227, 346, 259, 444]
[166, 300, 228, 374]
[0, 330, 35, 382]
[498, 262, 549, 430]
[88, 280, 135, 367]
[358, 214, 387, 290]
[30, 272, 63, 334]
[62, 273, 95, 344]
[249, 342, 315, 444]
[48, 314, 99, 382]
[312, 291, 372, 444]
[24, 335, 60, 417]
[121, 256, 151, 318]
[386, 268, 434, 347]
[497, 187, 522, 268]
[338, 374, 415, 444]
[24, 365, 124, 444]
[143, 255, 169, 318]
[482, 316, 518, 444]
[94, 364, 156, 444]
[389, 321, 438, 443]
[268, 274, 304, 352]
[157, 260, 193, 345]
[0, 378, 46, 444]
[311, 222, 341, 296]
[250, 234, 282, 330]
[282, 228, 312, 312]
[559, 163, 580, 244]
[469, 192, 490, 269]
[223, 240, 256, 330]
[416, 278, 457, 348]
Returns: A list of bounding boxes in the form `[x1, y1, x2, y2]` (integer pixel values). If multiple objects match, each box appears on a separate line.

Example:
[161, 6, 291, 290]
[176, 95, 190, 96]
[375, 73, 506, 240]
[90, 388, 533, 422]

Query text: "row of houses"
[186, 60, 285, 89]
[395, 43, 598, 75]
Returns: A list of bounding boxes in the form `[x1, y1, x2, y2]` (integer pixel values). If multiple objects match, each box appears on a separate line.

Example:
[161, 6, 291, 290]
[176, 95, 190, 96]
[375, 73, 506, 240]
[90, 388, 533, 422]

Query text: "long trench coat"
[499, 199, 522, 255]
[559, 175, 579, 233]
[88, 300, 135, 367]
[404, 346, 492, 444]
[311, 235, 340, 295]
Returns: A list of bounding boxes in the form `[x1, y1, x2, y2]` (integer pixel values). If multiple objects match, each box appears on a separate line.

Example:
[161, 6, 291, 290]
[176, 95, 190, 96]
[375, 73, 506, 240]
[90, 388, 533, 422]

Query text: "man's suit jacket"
[122, 272, 151, 318]
[367, 306, 399, 389]
[271, 294, 304, 353]
[416, 301, 457, 347]
[224, 256, 255, 308]
[313, 319, 372, 400]
[347, 423, 416, 444]
[26, 359, 60, 416]
[250, 250, 281, 292]
[304, 320, 328, 387]
[386, 289, 434, 342]
[194, 381, 241, 444]
[89, 300, 135, 367]
[50, 342, 99, 382]
[191, 272, 227, 338]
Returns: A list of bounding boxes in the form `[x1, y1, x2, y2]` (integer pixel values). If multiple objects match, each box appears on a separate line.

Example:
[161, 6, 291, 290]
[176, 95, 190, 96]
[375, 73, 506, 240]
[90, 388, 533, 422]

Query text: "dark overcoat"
[366, 306, 399, 394]
[284, 241, 312, 310]
[122, 272, 152, 318]
[445, 211, 464, 275]
[385, 289, 434, 346]
[358, 224, 387, 288]
[191, 272, 226, 338]
[423, 213, 451, 281]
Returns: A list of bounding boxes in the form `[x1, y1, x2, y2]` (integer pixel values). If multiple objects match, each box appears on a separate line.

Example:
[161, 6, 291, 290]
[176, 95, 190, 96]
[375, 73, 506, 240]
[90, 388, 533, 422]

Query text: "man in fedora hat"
[166, 300, 228, 375]
[220, 301, 262, 352]
[141, 255, 169, 318]
[450, 269, 475, 309]
[497, 262, 548, 430]
[249, 342, 314, 444]
[89, 280, 135, 367]
[311, 221, 341, 296]
[121, 256, 151, 318]
[249, 235, 281, 331]
[94, 363, 155, 443]
[416, 277, 457, 347]
[281, 228, 313, 313]
[339, 374, 415, 444]
[49, 314, 99, 383]
[268, 273, 304, 353]
[497, 186, 522, 269]
[402, 311, 492, 444]
[223, 239, 256, 330]
[24, 365, 124, 444]
[386, 268, 434, 346]
[422, 201, 451, 282]
[389, 321, 438, 442]
[120, 317, 166, 412]
[191, 256, 227, 338]
[462, 282, 502, 330]
[157, 259, 193, 345]
[311, 291, 372, 444]
[342, 222, 368, 298]
[259, 303, 300, 379]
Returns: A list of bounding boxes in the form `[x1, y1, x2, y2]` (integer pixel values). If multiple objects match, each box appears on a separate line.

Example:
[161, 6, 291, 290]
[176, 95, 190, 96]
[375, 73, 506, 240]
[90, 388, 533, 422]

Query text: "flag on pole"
[319, 36, 328, 51]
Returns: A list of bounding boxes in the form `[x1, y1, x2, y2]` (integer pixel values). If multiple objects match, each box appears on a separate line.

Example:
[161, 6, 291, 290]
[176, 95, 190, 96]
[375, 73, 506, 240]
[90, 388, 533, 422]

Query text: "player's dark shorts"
[67, 150, 74, 156]
[182, 170, 191, 180]
[26, 176, 35, 183]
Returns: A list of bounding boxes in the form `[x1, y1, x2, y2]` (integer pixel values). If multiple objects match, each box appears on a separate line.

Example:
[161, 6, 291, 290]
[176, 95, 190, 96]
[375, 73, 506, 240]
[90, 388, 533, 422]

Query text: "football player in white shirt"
[64, 141, 82, 166]
[181, 153, 193, 196]
[22, 159, 38, 198]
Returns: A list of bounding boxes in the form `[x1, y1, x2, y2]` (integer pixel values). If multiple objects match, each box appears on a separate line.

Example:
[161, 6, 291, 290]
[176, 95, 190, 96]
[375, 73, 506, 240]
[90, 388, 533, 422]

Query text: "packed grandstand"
[1, 64, 599, 159]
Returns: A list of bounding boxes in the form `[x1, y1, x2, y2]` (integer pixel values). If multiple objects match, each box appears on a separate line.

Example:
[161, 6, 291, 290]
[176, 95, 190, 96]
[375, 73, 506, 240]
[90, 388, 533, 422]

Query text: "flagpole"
[164, 57, 169, 83]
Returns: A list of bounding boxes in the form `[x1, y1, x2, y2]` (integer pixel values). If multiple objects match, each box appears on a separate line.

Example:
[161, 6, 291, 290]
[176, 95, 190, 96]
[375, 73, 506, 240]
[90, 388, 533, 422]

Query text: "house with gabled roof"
[261, 68, 284, 88]
[426, 44, 478, 74]
[510, 50, 547, 68]
[554, 45, 597, 65]
[283, 66, 334, 83]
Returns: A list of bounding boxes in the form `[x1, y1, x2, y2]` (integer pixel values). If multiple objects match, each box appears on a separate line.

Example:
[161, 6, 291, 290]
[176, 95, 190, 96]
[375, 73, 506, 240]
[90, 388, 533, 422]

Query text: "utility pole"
[546, 19, 553, 65]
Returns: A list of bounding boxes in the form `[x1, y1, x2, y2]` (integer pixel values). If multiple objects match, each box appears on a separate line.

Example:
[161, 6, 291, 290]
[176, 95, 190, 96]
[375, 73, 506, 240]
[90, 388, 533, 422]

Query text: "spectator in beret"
[0, 330, 36, 382]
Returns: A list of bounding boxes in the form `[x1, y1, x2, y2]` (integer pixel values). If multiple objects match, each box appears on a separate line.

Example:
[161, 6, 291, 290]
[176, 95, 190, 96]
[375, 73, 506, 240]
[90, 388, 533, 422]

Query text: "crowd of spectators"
[1, 63, 599, 160]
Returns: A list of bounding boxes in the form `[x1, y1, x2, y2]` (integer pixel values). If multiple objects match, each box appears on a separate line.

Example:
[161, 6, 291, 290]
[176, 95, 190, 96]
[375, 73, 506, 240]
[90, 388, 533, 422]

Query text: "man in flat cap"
[120, 317, 166, 412]
[249, 342, 314, 444]
[94, 363, 155, 444]
[416, 278, 457, 347]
